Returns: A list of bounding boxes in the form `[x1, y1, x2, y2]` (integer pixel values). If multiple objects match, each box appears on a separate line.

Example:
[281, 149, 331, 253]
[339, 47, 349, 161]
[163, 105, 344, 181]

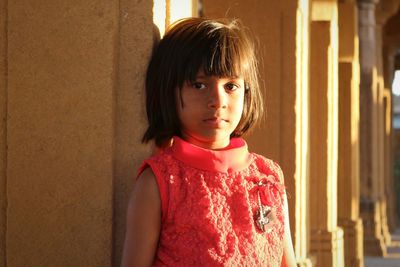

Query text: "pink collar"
[169, 136, 252, 173]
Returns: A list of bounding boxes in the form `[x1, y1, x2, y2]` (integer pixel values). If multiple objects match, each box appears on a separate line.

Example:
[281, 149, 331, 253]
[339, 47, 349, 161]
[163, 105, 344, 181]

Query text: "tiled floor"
[365, 256, 400, 267]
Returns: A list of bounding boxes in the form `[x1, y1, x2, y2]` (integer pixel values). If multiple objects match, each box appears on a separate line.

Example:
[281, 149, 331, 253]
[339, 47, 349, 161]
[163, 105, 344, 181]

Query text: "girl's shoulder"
[137, 148, 174, 176]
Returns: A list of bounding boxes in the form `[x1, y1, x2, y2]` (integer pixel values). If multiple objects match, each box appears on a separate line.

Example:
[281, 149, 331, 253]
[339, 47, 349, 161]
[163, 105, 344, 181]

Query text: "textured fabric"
[138, 137, 286, 267]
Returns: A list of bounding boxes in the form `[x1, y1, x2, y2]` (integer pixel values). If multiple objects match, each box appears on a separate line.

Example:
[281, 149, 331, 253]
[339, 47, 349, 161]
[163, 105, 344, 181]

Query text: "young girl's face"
[177, 71, 245, 150]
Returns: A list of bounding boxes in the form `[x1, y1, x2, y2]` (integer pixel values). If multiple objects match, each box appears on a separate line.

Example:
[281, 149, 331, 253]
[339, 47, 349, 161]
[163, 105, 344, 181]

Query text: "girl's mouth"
[203, 117, 228, 126]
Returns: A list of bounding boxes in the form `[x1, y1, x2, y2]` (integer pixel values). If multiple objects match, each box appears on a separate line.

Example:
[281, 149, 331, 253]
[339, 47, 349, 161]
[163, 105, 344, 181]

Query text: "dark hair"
[142, 17, 263, 147]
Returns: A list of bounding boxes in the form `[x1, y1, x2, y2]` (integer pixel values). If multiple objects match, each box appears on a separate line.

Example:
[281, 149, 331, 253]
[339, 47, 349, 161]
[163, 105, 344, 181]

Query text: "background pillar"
[0, 0, 7, 266]
[358, 0, 387, 256]
[337, 2, 364, 266]
[309, 2, 344, 266]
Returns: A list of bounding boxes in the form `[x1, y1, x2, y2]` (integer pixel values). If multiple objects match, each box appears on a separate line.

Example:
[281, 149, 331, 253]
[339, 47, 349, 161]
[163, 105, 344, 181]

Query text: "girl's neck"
[170, 136, 251, 173]
[180, 132, 230, 150]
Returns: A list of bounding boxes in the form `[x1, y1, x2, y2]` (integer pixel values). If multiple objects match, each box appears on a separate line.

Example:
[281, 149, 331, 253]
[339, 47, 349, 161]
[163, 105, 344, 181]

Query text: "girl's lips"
[203, 117, 228, 126]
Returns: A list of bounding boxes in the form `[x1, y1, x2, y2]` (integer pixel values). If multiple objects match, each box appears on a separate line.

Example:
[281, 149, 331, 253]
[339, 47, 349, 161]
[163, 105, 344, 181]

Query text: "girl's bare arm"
[281, 195, 297, 267]
[121, 168, 161, 267]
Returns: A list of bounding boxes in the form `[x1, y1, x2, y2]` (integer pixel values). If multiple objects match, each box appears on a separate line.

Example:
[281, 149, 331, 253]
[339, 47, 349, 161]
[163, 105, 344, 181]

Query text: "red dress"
[139, 137, 286, 266]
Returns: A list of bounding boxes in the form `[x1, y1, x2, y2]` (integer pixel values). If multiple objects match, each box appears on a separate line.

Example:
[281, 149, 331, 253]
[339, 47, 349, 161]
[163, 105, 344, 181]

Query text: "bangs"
[179, 20, 257, 87]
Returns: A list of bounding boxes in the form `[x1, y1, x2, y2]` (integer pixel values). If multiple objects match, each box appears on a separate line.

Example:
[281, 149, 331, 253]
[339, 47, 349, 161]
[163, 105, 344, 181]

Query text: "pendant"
[255, 180, 272, 232]
[256, 205, 272, 232]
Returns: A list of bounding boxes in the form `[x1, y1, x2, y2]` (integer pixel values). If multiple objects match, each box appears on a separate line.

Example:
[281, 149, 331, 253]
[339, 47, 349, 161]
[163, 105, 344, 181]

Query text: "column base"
[380, 199, 392, 246]
[360, 199, 387, 256]
[338, 218, 364, 267]
[296, 257, 314, 267]
[310, 227, 345, 267]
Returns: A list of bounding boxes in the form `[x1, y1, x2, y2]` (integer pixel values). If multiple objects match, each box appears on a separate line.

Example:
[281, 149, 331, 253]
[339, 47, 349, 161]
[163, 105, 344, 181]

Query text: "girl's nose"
[208, 85, 227, 109]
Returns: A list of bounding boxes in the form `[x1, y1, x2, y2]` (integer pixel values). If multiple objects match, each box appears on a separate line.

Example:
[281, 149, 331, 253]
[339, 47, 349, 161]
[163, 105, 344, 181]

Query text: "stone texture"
[6, 0, 118, 265]
[113, 0, 153, 266]
[0, 0, 6, 266]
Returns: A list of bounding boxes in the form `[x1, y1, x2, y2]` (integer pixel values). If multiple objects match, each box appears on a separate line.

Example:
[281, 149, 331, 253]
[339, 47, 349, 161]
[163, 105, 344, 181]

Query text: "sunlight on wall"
[170, 0, 194, 24]
[153, 0, 167, 36]
[393, 70, 400, 96]
[153, 0, 197, 37]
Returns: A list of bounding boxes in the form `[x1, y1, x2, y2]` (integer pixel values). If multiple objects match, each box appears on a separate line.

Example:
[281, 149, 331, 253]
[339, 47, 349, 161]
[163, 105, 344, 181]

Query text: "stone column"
[309, 2, 344, 266]
[357, 0, 387, 256]
[337, 2, 364, 266]
[202, 0, 312, 265]
[0, 0, 6, 265]
[375, 21, 392, 246]
[382, 89, 396, 232]
[293, 2, 313, 266]
[113, 1, 154, 266]
[338, 60, 364, 266]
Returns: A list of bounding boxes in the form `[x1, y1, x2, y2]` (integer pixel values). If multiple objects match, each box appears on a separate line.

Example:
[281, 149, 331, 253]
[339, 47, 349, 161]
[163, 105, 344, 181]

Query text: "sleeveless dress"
[138, 136, 286, 267]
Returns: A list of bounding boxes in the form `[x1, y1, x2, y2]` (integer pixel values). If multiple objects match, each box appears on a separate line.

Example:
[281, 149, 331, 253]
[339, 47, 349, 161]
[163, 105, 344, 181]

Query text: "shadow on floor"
[365, 229, 400, 267]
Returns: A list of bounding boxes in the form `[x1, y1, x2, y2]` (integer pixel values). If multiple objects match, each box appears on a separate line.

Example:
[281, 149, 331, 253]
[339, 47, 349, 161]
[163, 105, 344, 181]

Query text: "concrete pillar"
[337, 2, 364, 267]
[338, 60, 364, 266]
[357, 0, 387, 256]
[113, 1, 153, 266]
[0, 0, 6, 266]
[202, 1, 312, 265]
[375, 22, 392, 247]
[309, 2, 344, 266]
[294, 2, 313, 266]
[382, 89, 396, 232]
[3, 1, 120, 265]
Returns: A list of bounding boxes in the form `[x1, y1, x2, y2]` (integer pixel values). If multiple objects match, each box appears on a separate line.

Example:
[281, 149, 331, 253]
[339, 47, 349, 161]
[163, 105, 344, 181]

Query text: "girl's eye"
[225, 83, 240, 91]
[192, 82, 206, 90]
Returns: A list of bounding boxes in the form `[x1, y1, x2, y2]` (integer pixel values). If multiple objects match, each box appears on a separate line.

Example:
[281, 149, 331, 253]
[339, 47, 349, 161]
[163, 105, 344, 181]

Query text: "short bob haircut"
[142, 17, 263, 147]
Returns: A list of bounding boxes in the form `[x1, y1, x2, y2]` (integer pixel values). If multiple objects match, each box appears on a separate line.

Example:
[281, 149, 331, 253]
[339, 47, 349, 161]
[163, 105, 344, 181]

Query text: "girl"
[121, 17, 296, 267]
